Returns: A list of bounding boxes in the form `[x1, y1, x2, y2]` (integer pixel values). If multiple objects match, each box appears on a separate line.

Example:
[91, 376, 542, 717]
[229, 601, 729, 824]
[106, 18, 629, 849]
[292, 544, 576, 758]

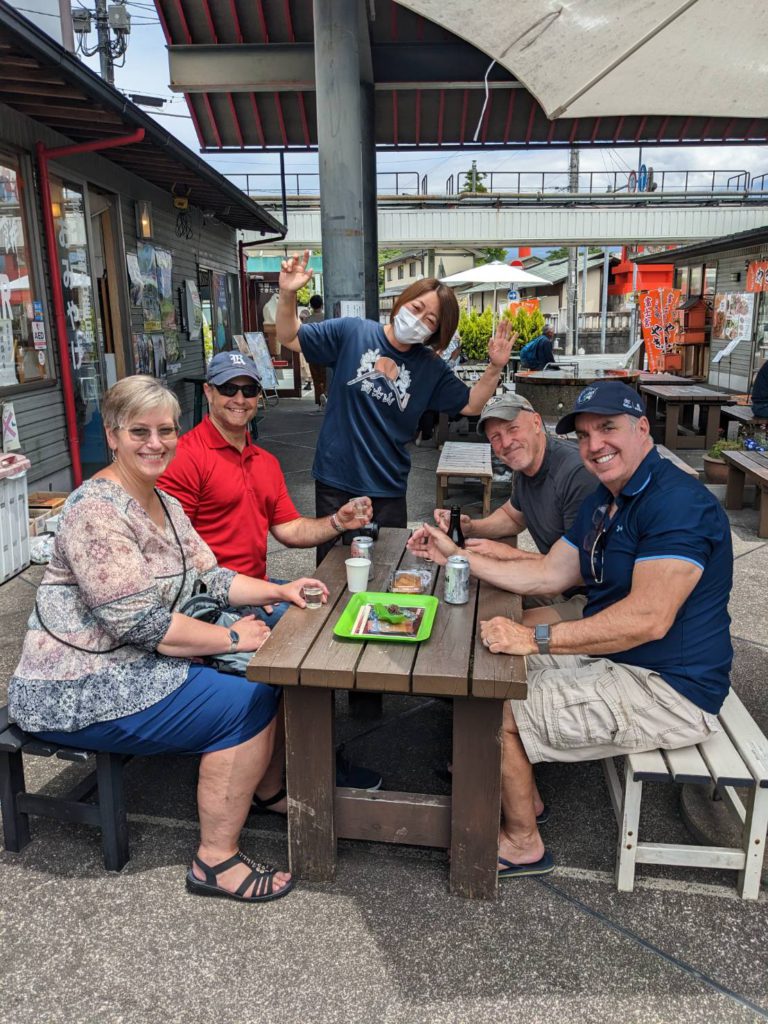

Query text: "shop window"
[387, 268, 392, 282]
[199, 267, 237, 356]
[0, 153, 53, 389]
[689, 265, 703, 296]
[397, 265, 404, 280]
[704, 266, 717, 296]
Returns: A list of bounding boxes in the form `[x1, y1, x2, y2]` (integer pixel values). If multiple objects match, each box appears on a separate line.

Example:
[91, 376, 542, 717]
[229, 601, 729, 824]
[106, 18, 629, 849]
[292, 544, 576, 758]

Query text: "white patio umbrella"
[440, 261, 548, 322]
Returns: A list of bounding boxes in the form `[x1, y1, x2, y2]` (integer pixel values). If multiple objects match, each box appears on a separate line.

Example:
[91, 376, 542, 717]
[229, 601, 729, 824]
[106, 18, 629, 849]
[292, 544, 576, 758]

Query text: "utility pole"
[95, 0, 114, 85]
[566, 148, 579, 354]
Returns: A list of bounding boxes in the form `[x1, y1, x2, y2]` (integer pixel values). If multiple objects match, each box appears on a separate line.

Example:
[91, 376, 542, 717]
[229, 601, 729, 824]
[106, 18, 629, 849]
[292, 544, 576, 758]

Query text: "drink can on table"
[444, 554, 470, 605]
[351, 536, 374, 560]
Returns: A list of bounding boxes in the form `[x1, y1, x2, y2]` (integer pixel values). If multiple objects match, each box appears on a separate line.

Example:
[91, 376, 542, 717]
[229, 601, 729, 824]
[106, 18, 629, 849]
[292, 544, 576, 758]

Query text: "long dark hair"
[391, 278, 459, 353]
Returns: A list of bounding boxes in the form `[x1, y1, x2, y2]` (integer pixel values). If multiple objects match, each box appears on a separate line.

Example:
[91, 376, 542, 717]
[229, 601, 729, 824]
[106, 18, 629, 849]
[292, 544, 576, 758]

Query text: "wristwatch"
[227, 628, 240, 654]
[533, 623, 551, 655]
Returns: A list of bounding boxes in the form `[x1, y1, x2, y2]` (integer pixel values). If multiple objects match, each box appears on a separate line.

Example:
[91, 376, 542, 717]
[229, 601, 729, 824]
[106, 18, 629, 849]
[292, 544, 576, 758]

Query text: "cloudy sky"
[75, 4, 767, 196]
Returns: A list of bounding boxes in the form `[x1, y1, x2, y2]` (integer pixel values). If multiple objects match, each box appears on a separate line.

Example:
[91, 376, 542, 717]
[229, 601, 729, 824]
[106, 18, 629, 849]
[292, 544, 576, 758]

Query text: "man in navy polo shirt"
[408, 380, 733, 879]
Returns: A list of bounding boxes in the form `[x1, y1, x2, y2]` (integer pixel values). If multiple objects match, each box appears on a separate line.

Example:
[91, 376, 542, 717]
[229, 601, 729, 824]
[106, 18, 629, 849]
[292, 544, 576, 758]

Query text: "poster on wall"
[132, 332, 152, 375]
[138, 243, 161, 331]
[244, 332, 278, 389]
[712, 292, 755, 343]
[126, 253, 143, 306]
[212, 271, 230, 351]
[165, 330, 181, 373]
[0, 318, 17, 387]
[151, 334, 167, 379]
[183, 279, 203, 341]
[155, 248, 176, 329]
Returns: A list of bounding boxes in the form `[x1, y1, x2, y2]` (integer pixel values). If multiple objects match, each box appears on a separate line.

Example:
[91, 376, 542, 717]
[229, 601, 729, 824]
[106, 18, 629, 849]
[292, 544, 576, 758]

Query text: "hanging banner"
[507, 299, 540, 317]
[746, 261, 768, 293]
[638, 288, 681, 373]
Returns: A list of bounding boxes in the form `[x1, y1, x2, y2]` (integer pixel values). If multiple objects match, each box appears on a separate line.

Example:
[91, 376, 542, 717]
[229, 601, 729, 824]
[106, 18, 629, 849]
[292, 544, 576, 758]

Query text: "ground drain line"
[538, 877, 768, 1019]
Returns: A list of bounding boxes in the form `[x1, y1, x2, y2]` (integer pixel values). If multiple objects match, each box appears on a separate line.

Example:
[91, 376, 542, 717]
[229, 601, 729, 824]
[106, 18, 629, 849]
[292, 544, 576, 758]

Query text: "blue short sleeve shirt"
[563, 447, 733, 713]
[299, 317, 469, 497]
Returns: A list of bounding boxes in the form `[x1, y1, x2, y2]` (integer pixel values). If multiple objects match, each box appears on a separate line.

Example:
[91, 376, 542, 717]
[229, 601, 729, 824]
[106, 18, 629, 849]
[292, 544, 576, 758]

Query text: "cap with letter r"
[555, 380, 646, 435]
[206, 351, 261, 385]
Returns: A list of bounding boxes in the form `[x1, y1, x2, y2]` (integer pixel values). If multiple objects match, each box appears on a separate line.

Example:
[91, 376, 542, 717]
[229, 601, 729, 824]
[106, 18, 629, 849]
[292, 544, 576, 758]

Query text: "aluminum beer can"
[444, 554, 470, 605]
[351, 536, 374, 559]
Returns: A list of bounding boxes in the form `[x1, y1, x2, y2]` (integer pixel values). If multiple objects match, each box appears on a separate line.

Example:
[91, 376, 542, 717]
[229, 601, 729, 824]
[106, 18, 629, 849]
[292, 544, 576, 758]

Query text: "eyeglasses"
[584, 503, 610, 585]
[214, 382, 260, 398]
[122, 426, 178, 442]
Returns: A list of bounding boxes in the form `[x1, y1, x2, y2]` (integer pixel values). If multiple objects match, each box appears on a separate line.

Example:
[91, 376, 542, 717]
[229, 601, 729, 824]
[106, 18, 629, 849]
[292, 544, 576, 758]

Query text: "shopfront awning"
[0, 1, 284, 235]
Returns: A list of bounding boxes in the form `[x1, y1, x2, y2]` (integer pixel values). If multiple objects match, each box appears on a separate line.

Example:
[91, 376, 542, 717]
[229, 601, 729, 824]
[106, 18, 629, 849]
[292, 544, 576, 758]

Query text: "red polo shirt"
[158, 416, 300, 579]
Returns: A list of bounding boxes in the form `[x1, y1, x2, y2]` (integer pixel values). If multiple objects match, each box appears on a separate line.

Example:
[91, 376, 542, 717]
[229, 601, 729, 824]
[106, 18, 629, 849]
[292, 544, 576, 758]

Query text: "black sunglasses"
[214, 382, 260, 398]
[584, 503, 610, 585]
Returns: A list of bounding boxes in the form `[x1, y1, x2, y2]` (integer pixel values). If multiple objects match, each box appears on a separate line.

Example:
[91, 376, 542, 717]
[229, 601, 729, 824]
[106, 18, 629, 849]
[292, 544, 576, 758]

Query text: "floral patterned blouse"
[9, 479, 235, 733]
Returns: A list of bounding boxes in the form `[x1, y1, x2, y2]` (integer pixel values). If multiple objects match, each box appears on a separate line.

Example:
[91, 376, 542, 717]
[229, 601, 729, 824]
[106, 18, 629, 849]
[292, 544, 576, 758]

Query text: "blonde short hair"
[102, 375, 180, 431]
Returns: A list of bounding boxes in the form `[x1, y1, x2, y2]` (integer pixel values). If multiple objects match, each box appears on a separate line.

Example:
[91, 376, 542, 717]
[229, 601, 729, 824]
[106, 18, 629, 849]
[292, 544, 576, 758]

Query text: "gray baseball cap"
[477, 393, 536, 435]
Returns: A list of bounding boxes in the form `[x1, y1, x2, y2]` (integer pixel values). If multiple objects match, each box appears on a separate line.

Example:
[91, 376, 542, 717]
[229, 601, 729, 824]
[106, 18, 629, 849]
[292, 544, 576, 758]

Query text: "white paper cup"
[345, 557, 371, 593]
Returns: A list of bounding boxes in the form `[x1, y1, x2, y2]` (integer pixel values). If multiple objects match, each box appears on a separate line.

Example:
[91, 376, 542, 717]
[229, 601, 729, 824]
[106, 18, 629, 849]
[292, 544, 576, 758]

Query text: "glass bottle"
[448, 506, 465, 548]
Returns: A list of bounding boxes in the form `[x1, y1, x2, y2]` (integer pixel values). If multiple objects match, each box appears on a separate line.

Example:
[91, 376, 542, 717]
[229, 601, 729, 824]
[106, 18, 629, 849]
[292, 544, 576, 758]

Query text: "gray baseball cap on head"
[477, 393, 536, 435]
[207, 351, 261, 385]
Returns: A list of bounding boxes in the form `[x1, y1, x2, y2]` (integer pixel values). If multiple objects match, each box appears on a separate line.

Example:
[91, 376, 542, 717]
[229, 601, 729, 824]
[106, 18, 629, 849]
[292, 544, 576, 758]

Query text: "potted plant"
[703, 438, 743, 484]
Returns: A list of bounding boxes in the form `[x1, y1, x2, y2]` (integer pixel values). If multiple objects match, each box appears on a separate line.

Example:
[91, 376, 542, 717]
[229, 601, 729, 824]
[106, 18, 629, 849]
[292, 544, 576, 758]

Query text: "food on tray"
[389, 568, 433, 594]
[351, 602, 425, 636]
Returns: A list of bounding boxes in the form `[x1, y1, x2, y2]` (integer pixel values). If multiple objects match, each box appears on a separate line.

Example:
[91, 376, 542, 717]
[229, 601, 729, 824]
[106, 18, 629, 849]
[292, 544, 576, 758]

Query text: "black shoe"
[335, 748, 382, 790]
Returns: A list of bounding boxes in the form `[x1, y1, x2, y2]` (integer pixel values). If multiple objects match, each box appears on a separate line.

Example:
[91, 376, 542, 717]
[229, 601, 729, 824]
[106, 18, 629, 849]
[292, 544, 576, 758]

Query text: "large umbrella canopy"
[397, 0, 768, 120]
[440, 262, 548, 287]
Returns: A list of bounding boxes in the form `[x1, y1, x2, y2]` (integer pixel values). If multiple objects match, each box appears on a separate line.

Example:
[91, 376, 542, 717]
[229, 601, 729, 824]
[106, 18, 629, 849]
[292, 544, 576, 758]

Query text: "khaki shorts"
[511, 654, 721, 765]
[523, 593, 587, 622]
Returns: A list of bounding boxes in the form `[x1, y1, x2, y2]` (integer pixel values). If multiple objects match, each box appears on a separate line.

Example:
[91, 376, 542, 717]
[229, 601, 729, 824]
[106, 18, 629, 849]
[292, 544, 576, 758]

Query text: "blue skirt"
[35, 666, 281, 756]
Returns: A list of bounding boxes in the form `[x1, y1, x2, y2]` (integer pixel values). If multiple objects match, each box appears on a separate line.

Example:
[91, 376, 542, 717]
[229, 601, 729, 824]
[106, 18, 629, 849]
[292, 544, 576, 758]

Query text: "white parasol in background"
[440, 261, 548, 322]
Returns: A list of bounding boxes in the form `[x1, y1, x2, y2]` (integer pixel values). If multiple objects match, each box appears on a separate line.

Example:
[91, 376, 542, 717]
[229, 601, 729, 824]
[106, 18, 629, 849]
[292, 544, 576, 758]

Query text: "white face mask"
[393, 305, 434, 345]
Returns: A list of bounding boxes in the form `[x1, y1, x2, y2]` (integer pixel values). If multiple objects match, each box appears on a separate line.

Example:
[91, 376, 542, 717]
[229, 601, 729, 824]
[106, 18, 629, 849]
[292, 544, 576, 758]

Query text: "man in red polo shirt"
[160, 351, 382, 794]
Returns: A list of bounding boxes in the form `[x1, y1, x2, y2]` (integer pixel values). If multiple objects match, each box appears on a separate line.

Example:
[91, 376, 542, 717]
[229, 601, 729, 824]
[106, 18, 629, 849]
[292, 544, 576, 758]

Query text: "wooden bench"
[435, 441, 493, 516]
[602, 690, 768, 899]
[723, 449, 768, 537]
[0, 706, 129, 871]
[721, 403, 768, 434]
[657, 445, 699, 478]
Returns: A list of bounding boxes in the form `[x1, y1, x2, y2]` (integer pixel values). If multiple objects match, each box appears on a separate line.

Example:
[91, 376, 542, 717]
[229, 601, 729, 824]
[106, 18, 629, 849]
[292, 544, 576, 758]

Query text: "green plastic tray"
[333, 592, 439, 643]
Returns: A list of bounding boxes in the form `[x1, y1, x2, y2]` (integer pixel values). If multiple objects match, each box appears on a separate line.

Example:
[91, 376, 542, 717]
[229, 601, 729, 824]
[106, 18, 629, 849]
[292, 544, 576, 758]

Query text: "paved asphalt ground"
[1, 392, 767, 1024]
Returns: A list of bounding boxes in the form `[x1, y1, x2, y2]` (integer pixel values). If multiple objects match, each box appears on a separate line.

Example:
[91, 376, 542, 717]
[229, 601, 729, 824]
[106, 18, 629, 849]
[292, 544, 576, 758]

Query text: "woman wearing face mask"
[276, 251, 516, 555]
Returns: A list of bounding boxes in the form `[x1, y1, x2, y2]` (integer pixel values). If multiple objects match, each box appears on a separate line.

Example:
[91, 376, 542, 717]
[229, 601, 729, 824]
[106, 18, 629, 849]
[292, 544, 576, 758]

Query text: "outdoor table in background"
[637, 372, 695, 386]
[246, 527, 527, 900]
[640, 384, 736, 451]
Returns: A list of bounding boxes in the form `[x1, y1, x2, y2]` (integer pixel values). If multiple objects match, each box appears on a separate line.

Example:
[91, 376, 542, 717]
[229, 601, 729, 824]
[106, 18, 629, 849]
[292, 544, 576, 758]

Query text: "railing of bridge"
[751, 172, 768, 193]
[228, 171, 424, 197]
[444, 169, 753, 196]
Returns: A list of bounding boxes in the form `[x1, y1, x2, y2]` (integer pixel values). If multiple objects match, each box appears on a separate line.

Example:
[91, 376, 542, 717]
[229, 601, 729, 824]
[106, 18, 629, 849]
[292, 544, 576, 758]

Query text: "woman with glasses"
[8, 375, 328, 905]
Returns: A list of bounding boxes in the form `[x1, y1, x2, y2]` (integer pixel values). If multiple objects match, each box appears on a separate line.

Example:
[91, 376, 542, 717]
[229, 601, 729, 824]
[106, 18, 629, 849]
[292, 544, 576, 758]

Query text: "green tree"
[503, 306, 546, 349]
[459, 167, 487, 193]
[457, 306, 494, 360]
[545, 246, 604, 260]
[476, 247, 507, 265]
[296, 284, 312, 306]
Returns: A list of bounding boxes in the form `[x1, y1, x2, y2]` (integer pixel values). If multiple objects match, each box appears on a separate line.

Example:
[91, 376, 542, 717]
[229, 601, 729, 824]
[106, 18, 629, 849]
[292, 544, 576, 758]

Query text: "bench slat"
[719, 691, 768, 787]
[662, 743, 711, 784]
[657, 445, 699, 478]
[627, 747, 670, 782]
[697, 729, 754, 789]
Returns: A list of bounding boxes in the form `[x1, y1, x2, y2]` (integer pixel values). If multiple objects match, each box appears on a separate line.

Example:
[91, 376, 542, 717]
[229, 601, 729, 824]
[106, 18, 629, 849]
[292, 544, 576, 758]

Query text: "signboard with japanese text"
[746, 261, 768, 293]
[638, 288, 681, 373]
[712, 292, 755, 343]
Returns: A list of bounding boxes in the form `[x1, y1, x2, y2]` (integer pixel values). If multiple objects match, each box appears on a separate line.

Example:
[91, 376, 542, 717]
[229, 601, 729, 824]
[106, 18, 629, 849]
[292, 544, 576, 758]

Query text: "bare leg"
[193, 719, 291, 896]
[498, 702, 545, 866]
[254, 702, 287, 813]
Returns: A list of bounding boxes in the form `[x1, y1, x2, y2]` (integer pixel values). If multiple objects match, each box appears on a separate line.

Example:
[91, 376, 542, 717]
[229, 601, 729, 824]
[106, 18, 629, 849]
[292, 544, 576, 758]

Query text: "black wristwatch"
[227, 628, 240, 654]
[534, 623, 551, 655]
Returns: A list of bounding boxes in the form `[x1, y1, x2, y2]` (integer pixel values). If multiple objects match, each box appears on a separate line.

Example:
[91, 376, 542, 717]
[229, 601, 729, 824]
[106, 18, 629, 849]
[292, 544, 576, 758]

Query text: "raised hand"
[488, 318, 518, 369]
[279, 250, 314, 293]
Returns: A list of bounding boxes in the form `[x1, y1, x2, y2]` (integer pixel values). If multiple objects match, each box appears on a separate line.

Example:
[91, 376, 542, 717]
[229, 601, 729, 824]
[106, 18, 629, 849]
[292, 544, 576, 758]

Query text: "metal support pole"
[581, 244, 588, 314]
[566, 148, 579, 354]
[313, 0, 366, 320]
[600, 247, 610, 353]
[95, 0, 114, 86]
[361, 81, 379, 321]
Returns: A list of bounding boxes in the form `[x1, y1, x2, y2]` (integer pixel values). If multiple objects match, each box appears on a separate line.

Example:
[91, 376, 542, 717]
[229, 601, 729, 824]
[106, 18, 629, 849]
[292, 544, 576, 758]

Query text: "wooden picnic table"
[246, 527, 527, 900]
[637, 372, 695, 386]
[723, 449, 768, 537]
[640, 384, 736, 451]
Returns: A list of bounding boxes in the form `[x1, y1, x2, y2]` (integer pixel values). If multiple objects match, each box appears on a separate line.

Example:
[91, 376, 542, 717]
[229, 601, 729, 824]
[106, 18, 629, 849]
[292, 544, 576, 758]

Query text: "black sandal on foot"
[251, 787, 287, 816]
[186, 851, 293, 903]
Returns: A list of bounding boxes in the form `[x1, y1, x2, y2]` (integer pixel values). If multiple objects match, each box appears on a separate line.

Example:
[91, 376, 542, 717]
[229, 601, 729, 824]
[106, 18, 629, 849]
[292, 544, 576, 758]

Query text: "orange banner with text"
[639, 289, 681, 372]
[746, 261, 768, 293]
[506, 299, 540, 317]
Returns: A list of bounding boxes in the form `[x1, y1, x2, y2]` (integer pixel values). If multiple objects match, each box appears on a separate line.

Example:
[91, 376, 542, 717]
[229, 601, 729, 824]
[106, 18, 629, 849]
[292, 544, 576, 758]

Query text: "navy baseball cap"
[555, 380, 646, 435]
[207, 351, 261, 386]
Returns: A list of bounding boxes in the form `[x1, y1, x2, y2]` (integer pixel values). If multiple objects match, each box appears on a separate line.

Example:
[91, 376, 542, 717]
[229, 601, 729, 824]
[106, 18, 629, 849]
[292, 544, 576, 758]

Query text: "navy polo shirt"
[563, 447, 733, 713]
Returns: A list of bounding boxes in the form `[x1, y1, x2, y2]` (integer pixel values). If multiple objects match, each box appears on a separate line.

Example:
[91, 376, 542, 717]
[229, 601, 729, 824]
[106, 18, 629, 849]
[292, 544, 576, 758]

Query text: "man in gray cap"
[434, 392, 596, 624]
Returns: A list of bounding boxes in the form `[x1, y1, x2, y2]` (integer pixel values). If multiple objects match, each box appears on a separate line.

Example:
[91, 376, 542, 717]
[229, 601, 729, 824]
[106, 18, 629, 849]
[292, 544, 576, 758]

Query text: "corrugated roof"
[633, 226, 768, 264]
[0, 0, 284, 235]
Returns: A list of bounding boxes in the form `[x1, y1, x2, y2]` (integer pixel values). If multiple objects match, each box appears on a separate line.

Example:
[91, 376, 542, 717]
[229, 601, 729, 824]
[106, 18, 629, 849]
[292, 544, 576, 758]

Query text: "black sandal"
[250, 787, 287, 816]
[186, 851, 294, 903]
